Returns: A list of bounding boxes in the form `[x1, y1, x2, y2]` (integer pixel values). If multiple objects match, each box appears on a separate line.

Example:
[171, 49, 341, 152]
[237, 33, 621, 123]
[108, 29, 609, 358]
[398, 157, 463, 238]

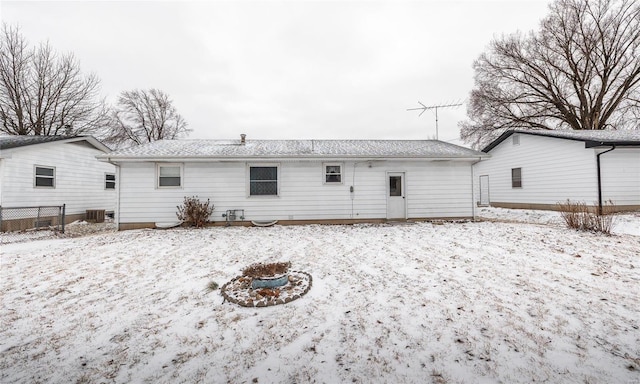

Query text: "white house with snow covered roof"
[98, 135, 488, 229]
[473, 129, 640, 213]
[0, 136, 116, 230]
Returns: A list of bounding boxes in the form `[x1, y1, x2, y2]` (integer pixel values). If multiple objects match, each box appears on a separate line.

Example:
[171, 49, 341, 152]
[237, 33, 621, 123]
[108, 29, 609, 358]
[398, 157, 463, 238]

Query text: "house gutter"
[596, 145, 616, 215]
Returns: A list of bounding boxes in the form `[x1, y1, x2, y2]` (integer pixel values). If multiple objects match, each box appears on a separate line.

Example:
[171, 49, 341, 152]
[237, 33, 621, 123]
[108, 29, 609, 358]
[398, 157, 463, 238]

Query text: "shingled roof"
[0, 135, 111, 152]
[482, 129, 640, 152]
[99, 139, 487, 161]
[0, 135, 76, 149]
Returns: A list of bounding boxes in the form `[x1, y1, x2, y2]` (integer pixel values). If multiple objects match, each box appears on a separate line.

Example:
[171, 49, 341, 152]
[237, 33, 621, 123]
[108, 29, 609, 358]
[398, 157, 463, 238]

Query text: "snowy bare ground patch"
[0, 220, 117, 245]
[477, 206, 640, 236]
[1, 219, 639, 383]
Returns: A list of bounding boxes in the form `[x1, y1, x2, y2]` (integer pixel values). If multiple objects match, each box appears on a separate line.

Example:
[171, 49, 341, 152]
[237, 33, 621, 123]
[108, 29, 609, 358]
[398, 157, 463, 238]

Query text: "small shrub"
[557, 200, 589, 230]
[242, 262, 291, 278]
[557, 199, 615, 234]
[206, 281, 219, 291]
[176, 196, 214, 228]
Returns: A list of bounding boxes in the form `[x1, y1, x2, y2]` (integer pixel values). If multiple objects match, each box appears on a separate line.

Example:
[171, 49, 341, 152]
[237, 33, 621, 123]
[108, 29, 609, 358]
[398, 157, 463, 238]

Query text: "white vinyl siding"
[117, 160, 475, 224]
[0, 141, 116, 215]
[600, 148, 640, 206]
[474, 134, 600, 206]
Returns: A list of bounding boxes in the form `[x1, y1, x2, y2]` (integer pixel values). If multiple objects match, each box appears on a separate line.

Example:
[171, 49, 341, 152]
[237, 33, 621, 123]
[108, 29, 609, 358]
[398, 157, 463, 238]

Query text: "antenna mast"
[407, 101, 463, 140]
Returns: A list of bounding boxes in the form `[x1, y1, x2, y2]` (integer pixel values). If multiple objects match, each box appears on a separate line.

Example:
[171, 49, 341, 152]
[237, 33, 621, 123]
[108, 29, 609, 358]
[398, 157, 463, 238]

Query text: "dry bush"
[242, 262, 291, 278]
[557, 200, 615, 234]
[557, 200, 590, 229]
[176, 196, 214, 228]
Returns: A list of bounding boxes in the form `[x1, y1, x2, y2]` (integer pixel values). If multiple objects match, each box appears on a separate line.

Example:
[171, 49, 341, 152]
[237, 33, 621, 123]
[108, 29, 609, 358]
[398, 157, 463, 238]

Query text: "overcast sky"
[1, 1, 552, 145]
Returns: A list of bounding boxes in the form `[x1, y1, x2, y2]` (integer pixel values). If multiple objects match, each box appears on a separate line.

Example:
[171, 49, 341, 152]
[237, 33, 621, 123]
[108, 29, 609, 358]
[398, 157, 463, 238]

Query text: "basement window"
[35, 166, 55, 188]
[511, 168, 522, 188]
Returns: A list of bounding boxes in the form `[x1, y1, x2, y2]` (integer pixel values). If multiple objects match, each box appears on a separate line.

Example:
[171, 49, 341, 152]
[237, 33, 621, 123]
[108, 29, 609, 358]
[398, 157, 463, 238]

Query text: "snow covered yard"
[1, 211, 639, 383]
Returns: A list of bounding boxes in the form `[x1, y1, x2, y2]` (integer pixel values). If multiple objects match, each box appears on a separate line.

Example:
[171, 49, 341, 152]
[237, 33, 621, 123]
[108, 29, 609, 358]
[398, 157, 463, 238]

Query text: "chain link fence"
[0, 205, 65, 244]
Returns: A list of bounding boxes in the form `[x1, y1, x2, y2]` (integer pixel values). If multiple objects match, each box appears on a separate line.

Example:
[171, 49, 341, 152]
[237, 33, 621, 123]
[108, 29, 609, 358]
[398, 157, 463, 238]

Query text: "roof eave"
[0, 135, 112, 152]
[65, 136, 112, 153]
[98, 154, 488, 163]
[483, 130, 640, 152]
[584, 140, 640, 148]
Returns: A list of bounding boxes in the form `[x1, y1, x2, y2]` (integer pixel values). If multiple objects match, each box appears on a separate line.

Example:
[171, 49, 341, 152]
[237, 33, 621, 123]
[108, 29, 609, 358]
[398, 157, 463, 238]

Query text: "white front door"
[386, 172, 406, 219]
[479, 175, 490, 206]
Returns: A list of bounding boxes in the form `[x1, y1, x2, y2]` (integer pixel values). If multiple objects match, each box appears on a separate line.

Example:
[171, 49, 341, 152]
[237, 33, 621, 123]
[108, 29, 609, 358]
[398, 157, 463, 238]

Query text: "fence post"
[61, 204, 66, 234]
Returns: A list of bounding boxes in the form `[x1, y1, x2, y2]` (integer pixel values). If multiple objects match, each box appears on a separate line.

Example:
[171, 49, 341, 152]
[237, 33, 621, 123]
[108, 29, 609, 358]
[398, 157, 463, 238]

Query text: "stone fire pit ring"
[221, 270, 312, 307]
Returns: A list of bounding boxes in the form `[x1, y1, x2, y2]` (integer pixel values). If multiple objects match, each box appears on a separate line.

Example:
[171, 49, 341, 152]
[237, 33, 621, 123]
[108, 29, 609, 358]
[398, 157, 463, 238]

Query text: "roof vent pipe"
[240, 134, 246, 144]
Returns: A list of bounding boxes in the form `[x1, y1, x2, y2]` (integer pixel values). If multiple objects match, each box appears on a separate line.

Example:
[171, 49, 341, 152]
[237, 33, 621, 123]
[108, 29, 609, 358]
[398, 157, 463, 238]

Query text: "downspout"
[596, 145, 615, 215]
[112, 160, 121, 231]
[471, 157, 483, 221]
[114, 164, 122, 231]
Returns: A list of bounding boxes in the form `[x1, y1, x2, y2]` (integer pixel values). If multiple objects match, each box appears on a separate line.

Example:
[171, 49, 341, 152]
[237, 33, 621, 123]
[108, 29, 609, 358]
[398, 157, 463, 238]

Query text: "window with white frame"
[34, 166, 55, 188]
[324, 163, 342, 184]
[105, 173, 116, 189]
[511, 167, 522, 188]
[157, 164, 182, 188]
[249, 165, 278, 196]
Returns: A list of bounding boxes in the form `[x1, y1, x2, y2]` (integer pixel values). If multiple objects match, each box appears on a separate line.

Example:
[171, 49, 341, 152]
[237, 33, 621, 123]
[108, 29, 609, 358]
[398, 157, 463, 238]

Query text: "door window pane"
[389, 176, 402, 196]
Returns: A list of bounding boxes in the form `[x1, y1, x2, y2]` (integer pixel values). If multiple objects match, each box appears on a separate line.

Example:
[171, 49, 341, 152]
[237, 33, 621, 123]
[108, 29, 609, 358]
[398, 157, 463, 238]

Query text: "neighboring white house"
[474, 129, 640, 212]
[0, 136, 116, 230]
[98, 136, 488, 230]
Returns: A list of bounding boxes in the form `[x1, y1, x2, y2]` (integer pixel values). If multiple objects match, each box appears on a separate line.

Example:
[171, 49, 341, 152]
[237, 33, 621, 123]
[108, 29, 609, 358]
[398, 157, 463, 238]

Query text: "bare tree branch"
[0, 23, 109, 136]
[103, 89, 190, 148]
[460, 0, 640, 148]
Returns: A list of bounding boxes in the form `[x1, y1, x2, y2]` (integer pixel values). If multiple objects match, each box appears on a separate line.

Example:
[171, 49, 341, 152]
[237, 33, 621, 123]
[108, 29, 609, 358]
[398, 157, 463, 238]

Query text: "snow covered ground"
[476, 206, 640, 236]
[1, 208, 639, 383]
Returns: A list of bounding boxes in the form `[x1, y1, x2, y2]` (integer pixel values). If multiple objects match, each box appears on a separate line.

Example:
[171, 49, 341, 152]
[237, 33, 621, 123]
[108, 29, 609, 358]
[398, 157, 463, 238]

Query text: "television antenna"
[407, 101, 463, 140]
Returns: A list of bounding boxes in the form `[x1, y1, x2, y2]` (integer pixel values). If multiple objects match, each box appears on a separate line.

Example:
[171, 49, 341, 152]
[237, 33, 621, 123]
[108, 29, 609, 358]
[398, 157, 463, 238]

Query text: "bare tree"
[0, 23, 109, 136]
[105, 89, 190, 147]
[460, 0, 640, 148]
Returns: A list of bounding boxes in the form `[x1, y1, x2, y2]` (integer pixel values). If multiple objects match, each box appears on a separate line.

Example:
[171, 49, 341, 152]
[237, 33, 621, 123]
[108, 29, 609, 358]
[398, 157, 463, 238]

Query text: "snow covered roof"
[0, 135, 75, 149]
[483, 129, 640, 152]
[0, 135, 111, 152]
[100, 139, 487, 161]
